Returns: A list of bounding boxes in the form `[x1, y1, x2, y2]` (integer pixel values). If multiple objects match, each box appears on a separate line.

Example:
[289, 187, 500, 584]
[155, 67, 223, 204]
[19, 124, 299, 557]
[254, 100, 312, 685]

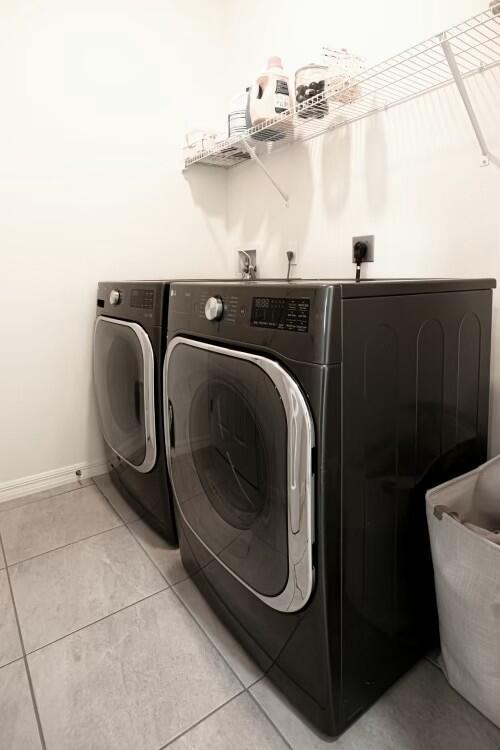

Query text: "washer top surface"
[171, 277, 496, 297]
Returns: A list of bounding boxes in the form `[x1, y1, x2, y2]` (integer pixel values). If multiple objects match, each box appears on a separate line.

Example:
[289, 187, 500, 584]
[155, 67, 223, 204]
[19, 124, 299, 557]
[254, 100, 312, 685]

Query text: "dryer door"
[94, 316, 156, 473]
[165, 337, 315, 612]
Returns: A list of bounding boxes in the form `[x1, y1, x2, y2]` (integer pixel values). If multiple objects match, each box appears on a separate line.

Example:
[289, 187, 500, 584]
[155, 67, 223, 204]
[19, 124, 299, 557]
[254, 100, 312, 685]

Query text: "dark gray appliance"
[94, 281, 176, 544]
[164, 278, 495, 736]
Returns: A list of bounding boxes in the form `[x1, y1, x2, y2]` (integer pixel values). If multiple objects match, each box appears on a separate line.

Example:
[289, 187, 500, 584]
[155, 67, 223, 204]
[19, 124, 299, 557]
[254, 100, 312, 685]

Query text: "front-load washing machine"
[93, 280, 177, 544]
[164, 278, 494, 736]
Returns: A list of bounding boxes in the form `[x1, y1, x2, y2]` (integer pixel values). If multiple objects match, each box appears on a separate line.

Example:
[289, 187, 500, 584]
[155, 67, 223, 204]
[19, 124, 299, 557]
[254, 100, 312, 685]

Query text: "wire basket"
[321, 47, 364, 104]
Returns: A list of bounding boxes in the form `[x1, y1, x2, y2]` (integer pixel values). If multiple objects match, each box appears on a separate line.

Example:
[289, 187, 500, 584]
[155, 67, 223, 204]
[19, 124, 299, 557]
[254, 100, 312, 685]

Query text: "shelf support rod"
[440, 32, 492, 167]
[241, 140, 289, 206]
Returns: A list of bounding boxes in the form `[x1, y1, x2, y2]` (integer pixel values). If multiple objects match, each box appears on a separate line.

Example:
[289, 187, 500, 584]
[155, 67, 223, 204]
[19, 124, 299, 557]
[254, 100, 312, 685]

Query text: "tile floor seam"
[0, 532, 47, 750]
[246, 688, 294, 750]
[121, 521, 177, 584]
[158, 691, 245, 749]
[25, 584, 171, 658]
[88, 482, 128, 525]
[92, 477, 146, 527]
[5, 522, 125, 568]
[0, 480, 93, 514]
[246, 672, 268, 690]
[0, 654, 25, 671]
[126, 522, 187, 587]
[170, 583, 248, 693]
[245, 685, 298, 750]
[125, 514, 271, 702]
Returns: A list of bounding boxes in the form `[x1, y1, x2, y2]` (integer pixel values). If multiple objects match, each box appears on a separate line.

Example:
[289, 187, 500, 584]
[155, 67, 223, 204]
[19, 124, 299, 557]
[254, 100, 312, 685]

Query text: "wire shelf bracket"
[240, 141, 289, 206]
[440, 31, 495, 167]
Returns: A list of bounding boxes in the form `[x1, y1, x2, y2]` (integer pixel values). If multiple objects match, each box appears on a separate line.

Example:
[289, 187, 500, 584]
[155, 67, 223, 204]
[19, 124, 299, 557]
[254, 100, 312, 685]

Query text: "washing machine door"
[164, 337, 315, 612]
[94, 316, 156, 473]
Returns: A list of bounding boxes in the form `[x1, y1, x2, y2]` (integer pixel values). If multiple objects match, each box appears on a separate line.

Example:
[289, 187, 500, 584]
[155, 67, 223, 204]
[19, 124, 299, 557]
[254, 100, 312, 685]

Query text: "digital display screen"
[131, 289, 154, 310]
[251, 297, 310, 333]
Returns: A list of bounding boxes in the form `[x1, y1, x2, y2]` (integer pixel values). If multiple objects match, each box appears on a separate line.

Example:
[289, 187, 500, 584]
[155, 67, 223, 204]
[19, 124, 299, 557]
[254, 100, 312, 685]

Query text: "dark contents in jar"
[296, 79, 328, 119]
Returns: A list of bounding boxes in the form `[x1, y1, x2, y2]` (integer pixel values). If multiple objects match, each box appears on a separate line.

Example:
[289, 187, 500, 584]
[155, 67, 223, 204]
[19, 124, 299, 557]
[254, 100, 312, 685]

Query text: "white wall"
[224, 0, 500, 455]
[0, 0, 498, 490]
[0, 0, 231, 486]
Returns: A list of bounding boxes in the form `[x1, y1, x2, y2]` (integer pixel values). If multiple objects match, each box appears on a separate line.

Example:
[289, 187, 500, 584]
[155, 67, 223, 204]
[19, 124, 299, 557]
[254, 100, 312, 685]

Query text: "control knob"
[205, 296, 223, 321]
[109, 289, 121, 305]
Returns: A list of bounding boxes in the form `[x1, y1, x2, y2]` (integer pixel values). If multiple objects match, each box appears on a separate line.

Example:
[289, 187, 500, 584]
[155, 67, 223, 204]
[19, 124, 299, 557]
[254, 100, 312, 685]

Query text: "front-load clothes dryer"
[94, 281, 177, 544]
[164, 278, 495, 737]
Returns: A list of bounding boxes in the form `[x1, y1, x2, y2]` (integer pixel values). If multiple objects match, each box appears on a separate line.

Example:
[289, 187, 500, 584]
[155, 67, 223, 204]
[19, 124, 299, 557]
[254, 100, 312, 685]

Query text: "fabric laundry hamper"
[426, 455, 500, 727]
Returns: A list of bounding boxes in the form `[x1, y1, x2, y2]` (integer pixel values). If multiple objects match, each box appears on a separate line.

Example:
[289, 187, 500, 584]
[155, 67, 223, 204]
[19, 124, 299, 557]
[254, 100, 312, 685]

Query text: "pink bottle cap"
[267, 56, 283, 69]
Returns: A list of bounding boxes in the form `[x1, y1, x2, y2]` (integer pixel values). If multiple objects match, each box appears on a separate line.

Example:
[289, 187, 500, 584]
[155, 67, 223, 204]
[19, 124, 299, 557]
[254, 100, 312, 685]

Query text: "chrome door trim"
[164, 336, 315, 613]
[94, 316, 156, 474]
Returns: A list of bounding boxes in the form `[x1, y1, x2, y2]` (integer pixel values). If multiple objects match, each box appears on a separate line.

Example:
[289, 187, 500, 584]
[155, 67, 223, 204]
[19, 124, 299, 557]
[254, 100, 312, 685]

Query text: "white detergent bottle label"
[275, 79, 290, 113]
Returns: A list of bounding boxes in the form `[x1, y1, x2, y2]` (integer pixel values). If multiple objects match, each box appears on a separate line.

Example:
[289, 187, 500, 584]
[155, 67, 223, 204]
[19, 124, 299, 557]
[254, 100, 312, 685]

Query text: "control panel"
[251, 297, 310, 333]
[130, 288, 155, 310]
[199, 291, 241, 324]
[196, 291, 311, 332]
[166, 282, 339, 365]
[97, 282, 165, 326]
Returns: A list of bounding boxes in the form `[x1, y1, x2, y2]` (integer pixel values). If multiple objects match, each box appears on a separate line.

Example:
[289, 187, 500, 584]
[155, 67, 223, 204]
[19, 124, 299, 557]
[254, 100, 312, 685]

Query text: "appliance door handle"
[168, 400, 175, 450]
[134, 381, 142, 422]
[290, 401, 301, 534]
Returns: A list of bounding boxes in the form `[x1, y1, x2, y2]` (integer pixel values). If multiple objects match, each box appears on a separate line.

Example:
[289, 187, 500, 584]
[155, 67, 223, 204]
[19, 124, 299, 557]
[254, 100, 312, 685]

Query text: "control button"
[205, 296, 224, 321]
[109, 289, 121, 305]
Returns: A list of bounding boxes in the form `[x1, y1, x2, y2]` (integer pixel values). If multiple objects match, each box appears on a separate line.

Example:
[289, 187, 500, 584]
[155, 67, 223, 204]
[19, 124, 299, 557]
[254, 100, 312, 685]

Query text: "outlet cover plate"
[352, 235, 375, 263]
[238, 248, 257, 276]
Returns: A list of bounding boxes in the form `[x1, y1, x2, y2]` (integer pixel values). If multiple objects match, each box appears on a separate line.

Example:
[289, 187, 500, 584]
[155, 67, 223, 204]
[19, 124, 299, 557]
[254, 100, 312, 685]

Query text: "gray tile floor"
[0, 476, 499, 750]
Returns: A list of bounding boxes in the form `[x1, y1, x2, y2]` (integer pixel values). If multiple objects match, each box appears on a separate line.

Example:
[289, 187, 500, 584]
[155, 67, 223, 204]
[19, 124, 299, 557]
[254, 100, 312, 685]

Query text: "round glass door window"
[167, 342, 289, 597]
[94, 318, 154, 471]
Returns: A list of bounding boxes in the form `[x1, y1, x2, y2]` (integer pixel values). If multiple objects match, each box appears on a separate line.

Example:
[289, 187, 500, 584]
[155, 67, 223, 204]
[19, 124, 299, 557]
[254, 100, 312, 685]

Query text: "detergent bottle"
[248, 57, 290, 141]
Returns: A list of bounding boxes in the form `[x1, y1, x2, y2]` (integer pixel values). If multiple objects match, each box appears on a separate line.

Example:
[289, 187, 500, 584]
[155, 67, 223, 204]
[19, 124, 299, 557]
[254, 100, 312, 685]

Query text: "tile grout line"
[120, 518, 270, 736]
[170, 583, 246, 691]
[0, 532, 47, 750]
[123, 516, 290, 746]
[92, 477, 156, 530]
[125, 522, 190, 588]
[155, 673, 292, 750]
[25, 585, 170, 658]
[158, 692, 244, 749]
[91, 476, 190, 588]
[89, 481, 130, 526]
[0, 654, 25, 671]
[128, 523, 256, 685]
[168, 582, 295, 749]
[0, 479, 93, 514]
[123, 521, 175, 584]
[127, 524, 273, 693]
[7, 476, 290, 747]
[246, 687, 294, 750]
[5, 522, 125, 568]
[169, 578, 292, 749]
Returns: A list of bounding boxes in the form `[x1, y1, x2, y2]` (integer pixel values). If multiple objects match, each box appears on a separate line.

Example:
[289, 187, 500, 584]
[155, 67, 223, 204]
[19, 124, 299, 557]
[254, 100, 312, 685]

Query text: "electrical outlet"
[285, 242, 298, 280]
[287, 244, 298, 264]
[238, 248, 257, 279]
[352, 235, 375, 263]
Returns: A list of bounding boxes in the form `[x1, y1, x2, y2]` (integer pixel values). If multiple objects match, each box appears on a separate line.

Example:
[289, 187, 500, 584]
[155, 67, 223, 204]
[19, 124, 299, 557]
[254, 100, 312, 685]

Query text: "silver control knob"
[205, 296, 223, 321]
[109, 289, 121, 305]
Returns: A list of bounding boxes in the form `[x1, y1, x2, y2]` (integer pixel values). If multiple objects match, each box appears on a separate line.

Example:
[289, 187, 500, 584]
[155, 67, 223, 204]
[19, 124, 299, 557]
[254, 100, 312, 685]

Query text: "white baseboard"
[0, 460, 109, 505]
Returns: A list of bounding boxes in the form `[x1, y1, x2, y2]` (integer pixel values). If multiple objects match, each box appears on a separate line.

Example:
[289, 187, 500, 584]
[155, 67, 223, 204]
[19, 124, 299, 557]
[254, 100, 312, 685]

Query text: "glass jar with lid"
[295, 63, 328, 119]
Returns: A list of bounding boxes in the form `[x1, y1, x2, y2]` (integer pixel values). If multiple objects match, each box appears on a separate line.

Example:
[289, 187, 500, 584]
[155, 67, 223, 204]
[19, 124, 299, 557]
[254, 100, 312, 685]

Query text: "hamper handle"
[433, 505, 461, 522]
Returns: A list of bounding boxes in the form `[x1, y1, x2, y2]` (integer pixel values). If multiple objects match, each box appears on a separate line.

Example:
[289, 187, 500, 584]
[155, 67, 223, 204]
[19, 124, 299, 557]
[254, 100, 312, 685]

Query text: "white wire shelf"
[184, 5, 500, 173]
